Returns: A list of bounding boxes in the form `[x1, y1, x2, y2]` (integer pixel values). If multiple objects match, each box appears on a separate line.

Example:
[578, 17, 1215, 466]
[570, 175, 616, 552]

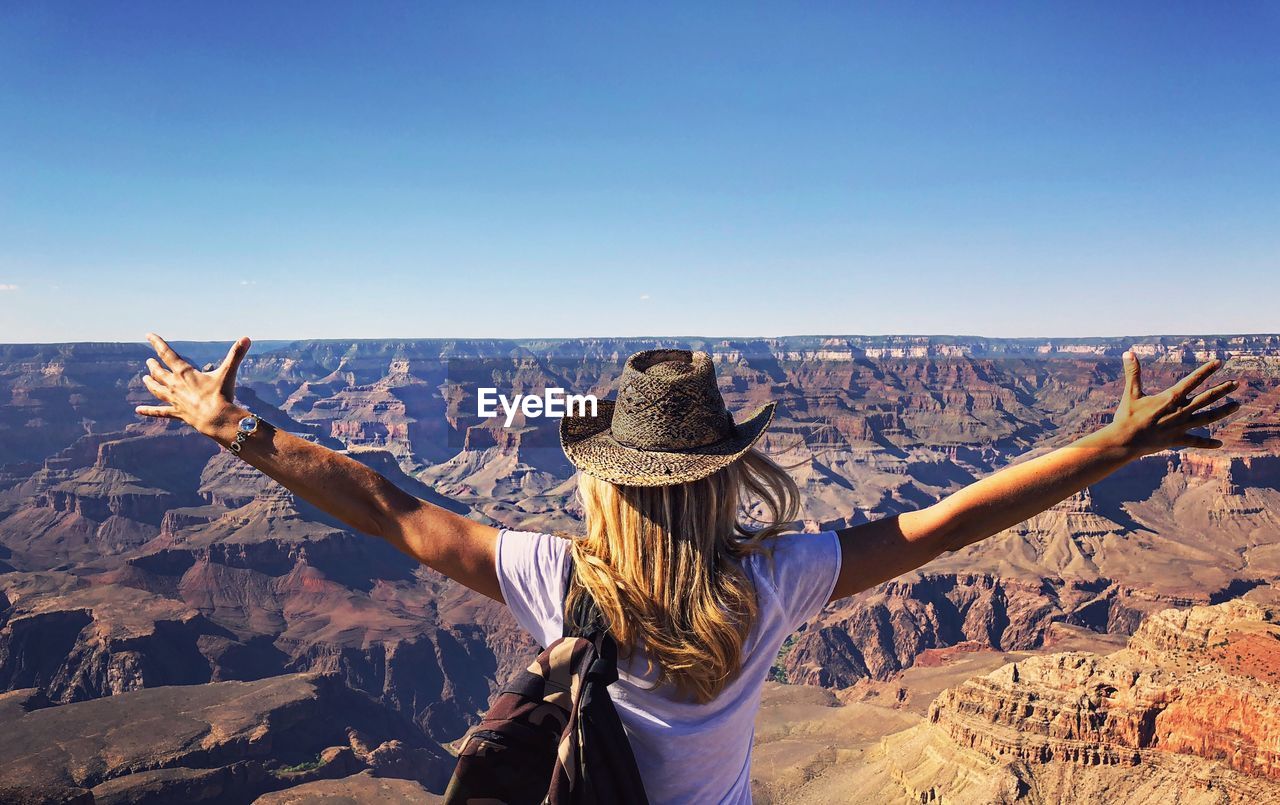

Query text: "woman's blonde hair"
[566, 447, 801, 703]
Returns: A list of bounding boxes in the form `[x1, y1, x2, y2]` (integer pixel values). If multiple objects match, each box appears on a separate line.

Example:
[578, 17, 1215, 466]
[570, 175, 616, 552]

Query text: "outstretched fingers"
[135, 404, 178, 419]
[1175, 379, 1238, 417]
[1161, 359, 1222, 412]
[217, 337, 251, 378]
[141, 373, 172, 403]
[1122, 351, 1143, 399]
[216, 336, 251, 397]
[146, 332, 193, 375]
[1181, 400, 1242, 430]
[146, 357, 172, 383]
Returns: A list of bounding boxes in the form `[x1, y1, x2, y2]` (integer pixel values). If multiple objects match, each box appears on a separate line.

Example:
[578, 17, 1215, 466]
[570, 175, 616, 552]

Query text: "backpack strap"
[554, 551, 650, 804]
[562, 554, 621, 685]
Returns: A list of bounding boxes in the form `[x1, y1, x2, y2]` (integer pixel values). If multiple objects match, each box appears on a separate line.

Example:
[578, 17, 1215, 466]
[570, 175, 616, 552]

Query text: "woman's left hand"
[136, 333, 252, 438]
[1104, 351, 1240, 457]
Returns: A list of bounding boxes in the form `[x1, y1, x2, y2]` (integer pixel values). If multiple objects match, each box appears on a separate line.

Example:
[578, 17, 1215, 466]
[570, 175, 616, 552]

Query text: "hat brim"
[559, 399, 777, 487]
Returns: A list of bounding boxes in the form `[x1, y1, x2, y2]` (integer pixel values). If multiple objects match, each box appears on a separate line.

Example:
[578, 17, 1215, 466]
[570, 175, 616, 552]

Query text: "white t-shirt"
[494, 527, 842, 805]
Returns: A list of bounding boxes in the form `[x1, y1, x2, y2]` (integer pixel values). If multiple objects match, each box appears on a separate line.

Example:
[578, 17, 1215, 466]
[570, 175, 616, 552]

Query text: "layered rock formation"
[860, 601, 1280, 803]
[0, 335, 1277, 800]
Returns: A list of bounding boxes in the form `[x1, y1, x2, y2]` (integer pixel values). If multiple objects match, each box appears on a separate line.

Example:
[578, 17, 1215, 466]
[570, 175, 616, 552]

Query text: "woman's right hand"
[1104, 351, 1240, 458]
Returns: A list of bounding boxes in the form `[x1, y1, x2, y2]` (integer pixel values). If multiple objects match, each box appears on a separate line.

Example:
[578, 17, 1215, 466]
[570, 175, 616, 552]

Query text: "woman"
[136, 334, 1238, 803]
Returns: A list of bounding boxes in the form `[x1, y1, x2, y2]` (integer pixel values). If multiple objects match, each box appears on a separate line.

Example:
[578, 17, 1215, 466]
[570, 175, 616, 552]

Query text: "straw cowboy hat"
[559, 349, 776, 487]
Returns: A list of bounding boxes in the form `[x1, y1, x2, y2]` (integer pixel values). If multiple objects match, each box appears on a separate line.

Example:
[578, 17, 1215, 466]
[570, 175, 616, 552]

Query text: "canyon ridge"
[0, 335, 1277, 803]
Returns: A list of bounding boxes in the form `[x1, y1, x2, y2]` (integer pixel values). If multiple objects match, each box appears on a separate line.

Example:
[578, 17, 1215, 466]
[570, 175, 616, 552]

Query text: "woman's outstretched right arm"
[828, 352, 1240, 602]
[136, 333, 502, 602]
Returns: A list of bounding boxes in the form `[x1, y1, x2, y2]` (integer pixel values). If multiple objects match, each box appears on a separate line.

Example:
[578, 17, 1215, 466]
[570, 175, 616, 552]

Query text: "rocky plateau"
[0, 335, 1276, 802]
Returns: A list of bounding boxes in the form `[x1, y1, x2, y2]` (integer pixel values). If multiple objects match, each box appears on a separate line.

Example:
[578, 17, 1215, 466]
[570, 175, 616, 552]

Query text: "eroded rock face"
[871, 602, 1280, 802]
[782, 574, 1060, 686]
[778, 568, 1236, 689]
[0, 672, 453, 805]
[1, 336, 1278, 801]
[0, 553, 525, 743]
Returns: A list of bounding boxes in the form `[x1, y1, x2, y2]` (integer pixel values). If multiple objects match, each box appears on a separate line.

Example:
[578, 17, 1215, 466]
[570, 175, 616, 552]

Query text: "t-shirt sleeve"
[495, 528, 571, 648]
[757, 530, 842, 631]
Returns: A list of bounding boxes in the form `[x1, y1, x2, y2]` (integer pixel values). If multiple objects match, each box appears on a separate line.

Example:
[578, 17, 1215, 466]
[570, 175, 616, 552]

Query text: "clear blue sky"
[2, 3, 1277, 343]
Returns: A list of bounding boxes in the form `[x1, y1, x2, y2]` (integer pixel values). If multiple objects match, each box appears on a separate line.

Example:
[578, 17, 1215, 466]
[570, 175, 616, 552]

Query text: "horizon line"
[2, 332, 1278, 347]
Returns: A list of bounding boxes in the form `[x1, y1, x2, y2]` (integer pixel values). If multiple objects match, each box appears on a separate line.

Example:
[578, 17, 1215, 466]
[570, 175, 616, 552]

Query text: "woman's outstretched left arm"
[136, 333, 501, 601]
[828, 352, 1241, 602]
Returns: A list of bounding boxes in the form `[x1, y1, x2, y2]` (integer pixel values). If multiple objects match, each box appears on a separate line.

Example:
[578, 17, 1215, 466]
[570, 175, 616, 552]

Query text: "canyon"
[0, 335, 1276, 803]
